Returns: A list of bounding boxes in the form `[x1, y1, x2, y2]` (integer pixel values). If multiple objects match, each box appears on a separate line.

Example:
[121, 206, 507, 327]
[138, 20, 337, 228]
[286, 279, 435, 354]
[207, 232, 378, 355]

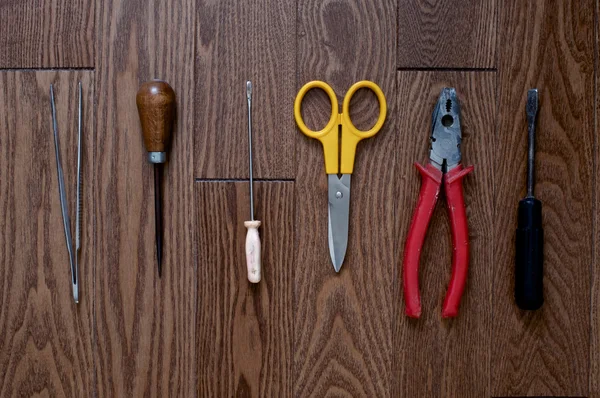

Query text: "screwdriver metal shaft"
[515, 89, 544, 310]
[526, 89, 538, 197]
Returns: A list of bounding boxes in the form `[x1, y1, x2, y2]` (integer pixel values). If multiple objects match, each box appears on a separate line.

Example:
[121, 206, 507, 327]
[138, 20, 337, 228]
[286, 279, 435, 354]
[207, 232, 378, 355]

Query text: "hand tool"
[515, 89, 544, 310]
[50, 82, 83, 303]
[294, 81, 387, 272]
[403, 87, 474, 318]
[136, 80, 175, 278]
[244, 81, 262, 283]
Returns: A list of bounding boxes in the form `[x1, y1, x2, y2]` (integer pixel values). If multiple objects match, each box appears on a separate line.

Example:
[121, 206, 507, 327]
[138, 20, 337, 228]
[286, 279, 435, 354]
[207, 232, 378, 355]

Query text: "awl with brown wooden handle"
[136, 80, 176, 277]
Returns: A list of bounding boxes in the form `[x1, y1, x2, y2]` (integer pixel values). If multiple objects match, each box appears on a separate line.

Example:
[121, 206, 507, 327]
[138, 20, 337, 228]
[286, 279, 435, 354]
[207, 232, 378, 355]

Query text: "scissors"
[294, 80, 387, 272]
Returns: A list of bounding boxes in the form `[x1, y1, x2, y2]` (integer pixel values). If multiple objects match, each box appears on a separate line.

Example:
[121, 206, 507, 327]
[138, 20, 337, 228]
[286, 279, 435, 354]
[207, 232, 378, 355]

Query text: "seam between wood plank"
[0, 67, 95, 72]
[397, 67, 497, 72]
[194, 178, 295, 182]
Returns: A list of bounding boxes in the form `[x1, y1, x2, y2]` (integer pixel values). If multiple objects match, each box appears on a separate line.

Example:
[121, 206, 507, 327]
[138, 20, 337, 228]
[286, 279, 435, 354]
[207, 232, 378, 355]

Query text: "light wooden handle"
[244, 220, 261, 283]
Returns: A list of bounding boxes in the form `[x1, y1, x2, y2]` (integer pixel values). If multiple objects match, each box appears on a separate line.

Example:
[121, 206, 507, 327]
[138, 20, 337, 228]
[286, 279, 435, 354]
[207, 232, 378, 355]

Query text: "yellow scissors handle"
[294, 81, 340, 174]
[340, 81, 387, 173]
[294, 80, 387, 174]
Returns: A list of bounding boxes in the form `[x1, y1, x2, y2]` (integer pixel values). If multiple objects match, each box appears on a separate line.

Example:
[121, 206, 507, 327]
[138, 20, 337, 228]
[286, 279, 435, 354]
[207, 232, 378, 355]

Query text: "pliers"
[403, 88, 474, 318]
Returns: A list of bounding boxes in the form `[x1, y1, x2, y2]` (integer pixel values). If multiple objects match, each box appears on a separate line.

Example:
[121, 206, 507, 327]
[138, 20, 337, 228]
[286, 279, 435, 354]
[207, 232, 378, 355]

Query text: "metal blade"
[328, 174, 351, 272]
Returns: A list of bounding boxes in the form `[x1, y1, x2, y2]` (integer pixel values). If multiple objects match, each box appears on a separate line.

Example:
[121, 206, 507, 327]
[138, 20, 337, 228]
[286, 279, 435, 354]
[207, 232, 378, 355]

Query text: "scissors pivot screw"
[336, 191, 343, 199]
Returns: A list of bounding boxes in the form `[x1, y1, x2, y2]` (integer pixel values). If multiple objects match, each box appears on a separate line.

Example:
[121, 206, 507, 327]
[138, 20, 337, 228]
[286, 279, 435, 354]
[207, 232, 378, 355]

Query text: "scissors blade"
[328, 174, 351, 272]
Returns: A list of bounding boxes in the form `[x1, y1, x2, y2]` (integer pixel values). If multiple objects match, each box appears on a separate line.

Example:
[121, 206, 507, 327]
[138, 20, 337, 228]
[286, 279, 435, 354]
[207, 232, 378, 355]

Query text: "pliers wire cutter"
[403, 88, 474, 318]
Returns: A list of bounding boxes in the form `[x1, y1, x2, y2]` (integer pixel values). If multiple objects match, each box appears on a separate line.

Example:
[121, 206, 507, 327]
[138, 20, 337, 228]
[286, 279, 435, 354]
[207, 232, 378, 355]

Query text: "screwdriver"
[136, 80, 176, 278]
[515, 88, 544, 310]
[244, 81, 261, 283]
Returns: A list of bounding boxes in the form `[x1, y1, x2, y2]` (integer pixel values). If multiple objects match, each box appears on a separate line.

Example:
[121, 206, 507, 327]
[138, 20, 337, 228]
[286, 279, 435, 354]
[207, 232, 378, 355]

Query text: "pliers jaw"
[429, 88, 462, 171]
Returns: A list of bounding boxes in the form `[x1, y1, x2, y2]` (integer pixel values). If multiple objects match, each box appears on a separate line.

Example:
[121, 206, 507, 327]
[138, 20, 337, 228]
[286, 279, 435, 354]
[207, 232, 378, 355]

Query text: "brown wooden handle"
[136, 80, 176, 156]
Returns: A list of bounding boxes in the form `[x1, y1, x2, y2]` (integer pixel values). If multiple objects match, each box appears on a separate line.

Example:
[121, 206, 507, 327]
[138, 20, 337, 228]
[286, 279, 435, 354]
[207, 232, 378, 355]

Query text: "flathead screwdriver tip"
[527, 89, 538, 117]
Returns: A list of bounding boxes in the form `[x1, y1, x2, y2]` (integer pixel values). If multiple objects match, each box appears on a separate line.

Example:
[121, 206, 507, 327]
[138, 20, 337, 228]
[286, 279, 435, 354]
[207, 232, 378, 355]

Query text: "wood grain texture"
[393, 71, 495, 398]
[0, 72, 95, 396]
[493, 1, 594, 396]
[397, 0, 497, 69]
[295, 0, 396, 396]
[196, 181, 294, 397]
[593, 2, 600, 395]
[93, 0, 196, 396]
[195, 0, 295, 179]
[0, 0, 94, 68]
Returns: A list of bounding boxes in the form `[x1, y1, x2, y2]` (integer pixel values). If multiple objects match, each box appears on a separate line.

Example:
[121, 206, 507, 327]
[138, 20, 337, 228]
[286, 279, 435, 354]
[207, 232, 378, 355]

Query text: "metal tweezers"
[50, 82, 82, 303]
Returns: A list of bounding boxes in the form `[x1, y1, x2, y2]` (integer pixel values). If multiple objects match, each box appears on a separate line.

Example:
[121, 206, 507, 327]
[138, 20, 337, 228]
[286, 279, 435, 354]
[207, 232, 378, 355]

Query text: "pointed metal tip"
[246, 81, 252, 99]
[440, 87, 457, 98]
[330, 245, 345, 273]
[73, 283, 79, 304]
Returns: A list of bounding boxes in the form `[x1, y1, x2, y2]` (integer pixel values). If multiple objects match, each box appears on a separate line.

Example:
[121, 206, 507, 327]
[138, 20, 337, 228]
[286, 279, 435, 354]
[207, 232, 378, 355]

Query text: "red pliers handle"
[403, 162, 474, 318]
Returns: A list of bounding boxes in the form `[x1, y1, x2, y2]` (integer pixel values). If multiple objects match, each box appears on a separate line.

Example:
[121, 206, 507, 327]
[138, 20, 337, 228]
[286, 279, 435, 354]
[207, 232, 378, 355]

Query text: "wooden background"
[0, 0, 596, 397]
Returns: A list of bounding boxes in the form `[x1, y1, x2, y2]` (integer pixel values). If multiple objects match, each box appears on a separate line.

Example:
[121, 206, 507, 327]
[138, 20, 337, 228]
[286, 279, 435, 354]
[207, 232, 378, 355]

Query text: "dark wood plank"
[0, 71, 95, 396]
[195, 0, 295, 179]
[593, 2, 600, 395]
[393, 71, 495, 397]
[295, 0, 396, 395]
[196, 181, 294, 397]
[93, 0, 196, 396]
[397, 0, 496, 69]
[0, 0, 94, 68]
[493, 1, 594, 396]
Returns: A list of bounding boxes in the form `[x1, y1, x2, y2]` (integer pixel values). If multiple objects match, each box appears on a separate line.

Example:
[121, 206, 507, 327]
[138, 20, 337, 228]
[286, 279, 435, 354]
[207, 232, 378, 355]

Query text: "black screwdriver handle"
[515, 197, 544, 310]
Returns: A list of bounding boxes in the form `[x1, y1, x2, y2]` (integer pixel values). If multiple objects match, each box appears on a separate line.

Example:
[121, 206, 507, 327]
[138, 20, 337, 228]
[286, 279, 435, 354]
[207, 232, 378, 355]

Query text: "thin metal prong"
[246, 81, 254, 221]
[50, 84, 78, 303]
[74, 81, 82, 301]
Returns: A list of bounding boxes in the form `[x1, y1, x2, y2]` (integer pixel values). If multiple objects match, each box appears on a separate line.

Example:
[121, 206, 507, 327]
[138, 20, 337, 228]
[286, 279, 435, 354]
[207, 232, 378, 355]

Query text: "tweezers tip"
[73, 284, 79, 304]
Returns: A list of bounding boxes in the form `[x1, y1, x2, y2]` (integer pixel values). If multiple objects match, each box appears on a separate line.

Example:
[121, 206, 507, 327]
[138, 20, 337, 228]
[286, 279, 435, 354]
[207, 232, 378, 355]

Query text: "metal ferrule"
[148, 152, 166, 164]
